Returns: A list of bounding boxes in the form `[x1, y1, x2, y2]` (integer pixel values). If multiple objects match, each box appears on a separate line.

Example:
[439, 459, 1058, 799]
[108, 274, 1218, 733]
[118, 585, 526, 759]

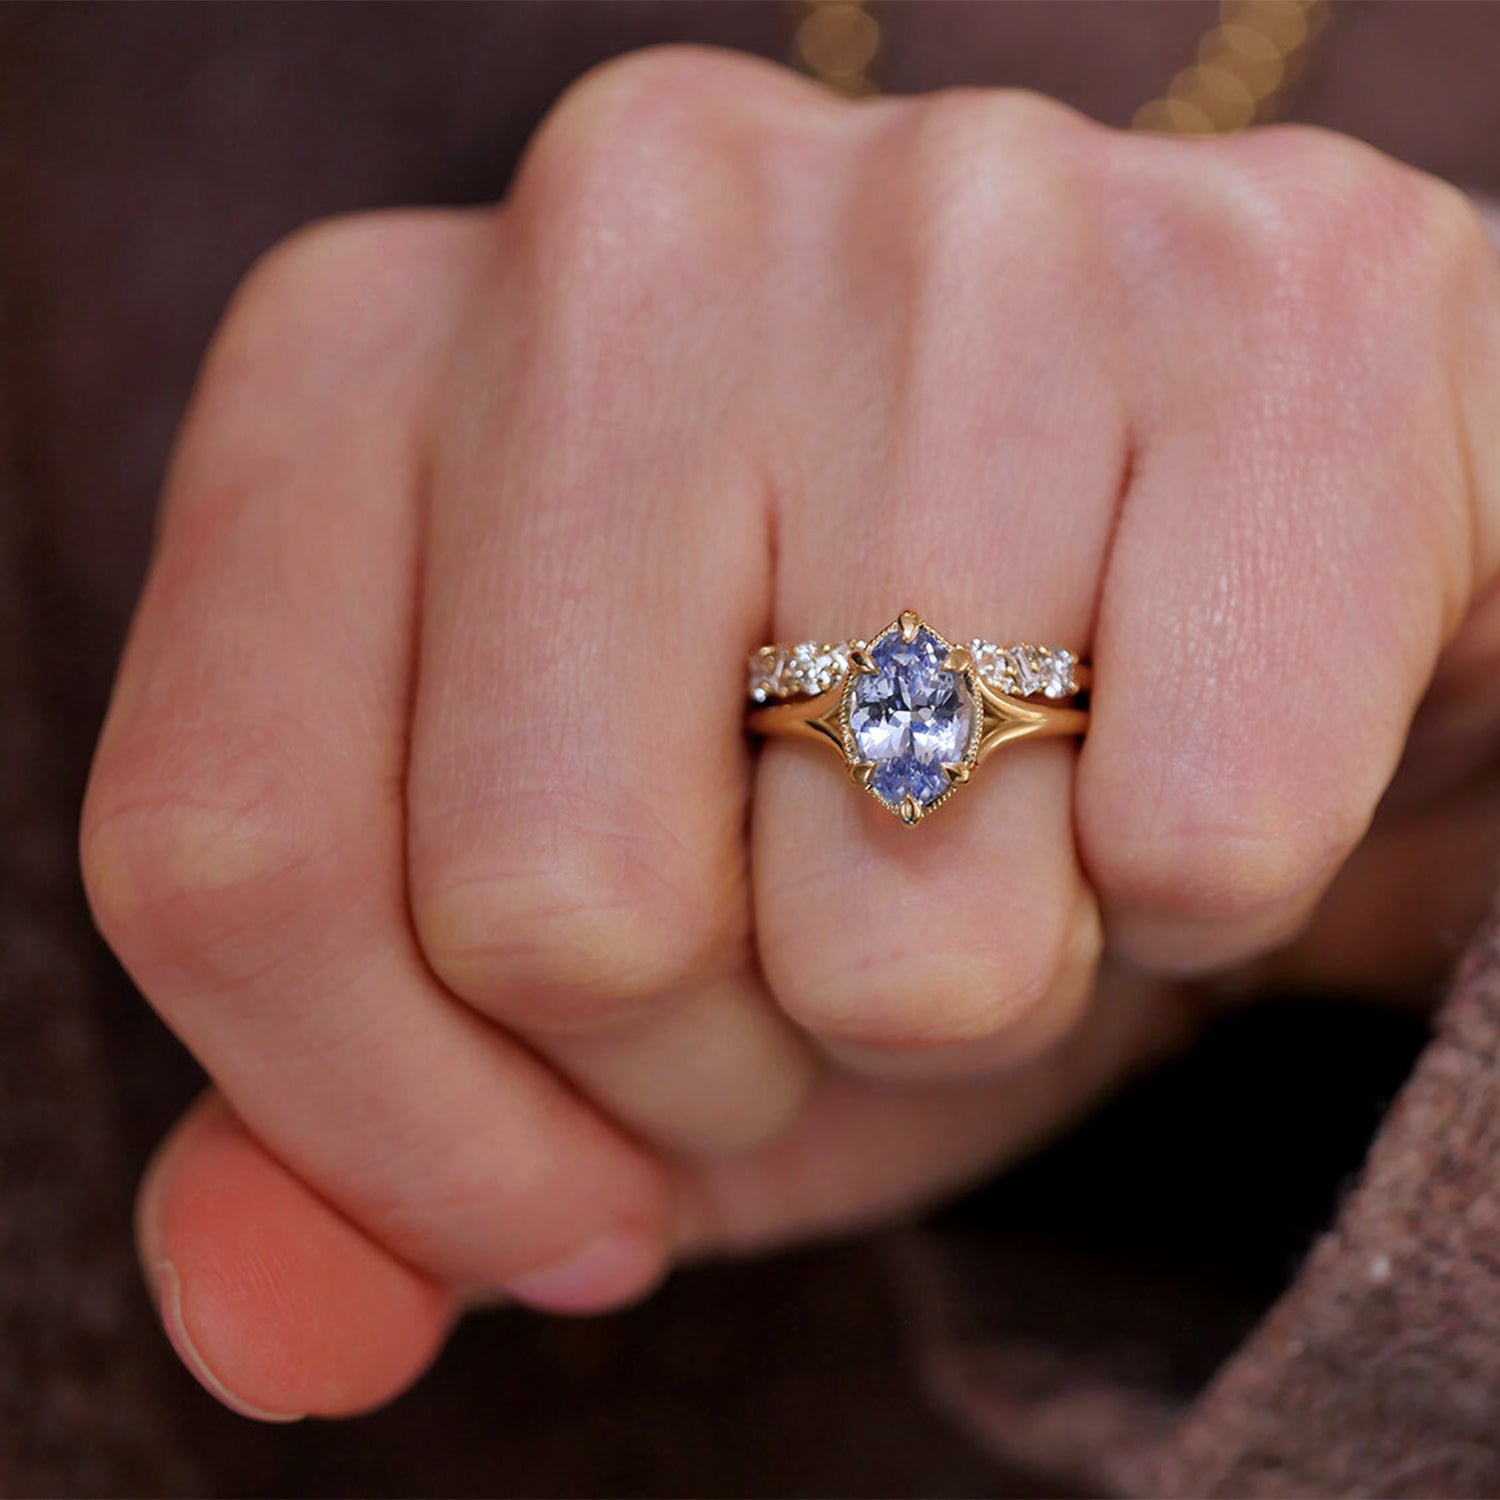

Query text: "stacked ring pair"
[746, 609, 1089, 825]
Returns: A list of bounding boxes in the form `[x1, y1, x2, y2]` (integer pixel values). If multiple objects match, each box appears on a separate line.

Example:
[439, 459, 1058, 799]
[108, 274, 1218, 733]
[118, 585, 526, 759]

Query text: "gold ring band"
[746, 608, 1089, 826]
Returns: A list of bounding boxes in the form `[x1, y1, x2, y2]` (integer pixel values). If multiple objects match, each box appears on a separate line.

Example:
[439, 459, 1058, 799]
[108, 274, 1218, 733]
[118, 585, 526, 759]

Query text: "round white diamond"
[781, 642, 848, 696]
[970, 639, 1018, 694]
[747, 646, 785, 703]
[1043, 649, 1077, 699]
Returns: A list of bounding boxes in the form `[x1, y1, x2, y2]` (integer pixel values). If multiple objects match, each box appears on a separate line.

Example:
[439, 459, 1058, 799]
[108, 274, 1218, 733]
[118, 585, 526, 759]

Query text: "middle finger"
[407, 67, 834, 1153]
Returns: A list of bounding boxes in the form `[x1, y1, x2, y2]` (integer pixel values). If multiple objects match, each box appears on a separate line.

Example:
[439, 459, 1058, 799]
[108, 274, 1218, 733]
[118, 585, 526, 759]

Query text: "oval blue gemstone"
[849, 626, 974, 808]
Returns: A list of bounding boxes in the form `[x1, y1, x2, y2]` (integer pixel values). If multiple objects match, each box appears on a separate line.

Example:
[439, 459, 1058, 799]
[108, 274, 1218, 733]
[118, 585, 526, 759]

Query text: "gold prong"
[898, 609, 920, 642]
[942, 645, 973, 674]
[851, 760, 876, 788]
[943, 762, 970, 785]
[848, 646, 877, 675]
[899, 794, 921, 826]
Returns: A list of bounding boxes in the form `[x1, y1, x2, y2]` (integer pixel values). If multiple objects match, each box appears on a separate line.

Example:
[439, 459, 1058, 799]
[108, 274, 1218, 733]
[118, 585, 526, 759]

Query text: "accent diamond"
[747, 645, 786, 704]
[969, 640, 1077, 700]
[970, 639, 1019, 695]
[1041, 648, 1078, 699]
[781, 641, 850, 697]
[751, 635, 1077, 704]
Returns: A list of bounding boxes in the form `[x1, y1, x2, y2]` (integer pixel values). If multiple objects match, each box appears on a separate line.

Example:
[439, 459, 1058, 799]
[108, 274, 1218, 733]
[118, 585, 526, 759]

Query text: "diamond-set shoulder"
[967, 640, 1079, 701]
[747, 641, 850, 703]
[748, 637, 1078, 703]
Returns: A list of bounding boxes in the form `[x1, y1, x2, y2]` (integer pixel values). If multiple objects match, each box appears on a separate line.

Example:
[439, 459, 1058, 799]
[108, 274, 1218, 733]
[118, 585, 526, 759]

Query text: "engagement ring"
[746, 609, 1089, 825]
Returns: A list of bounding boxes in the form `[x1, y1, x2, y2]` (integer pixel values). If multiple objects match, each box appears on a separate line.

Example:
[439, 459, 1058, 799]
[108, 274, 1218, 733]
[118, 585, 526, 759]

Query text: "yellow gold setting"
[746, 608, 1090, 826]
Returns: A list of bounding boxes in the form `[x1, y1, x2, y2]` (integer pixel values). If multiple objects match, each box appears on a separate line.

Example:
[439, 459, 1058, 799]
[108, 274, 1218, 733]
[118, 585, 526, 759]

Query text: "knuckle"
[415, 817, 724, 1033]
[1401, 170, 1500, 290]
[1227, 127, 1454, 282]
[533, 42, 824, 157]
[223, 210, 451, 346]
[774, 954, 1009, 1050]
[903, 89, 1098, 256]
[1094, 788, 1360, 934]
[1114, 128, 1347, 291]
[193, 209, 478, 430]
[513, 46, 796, 281]
[911, 86, 1096, 166]
[537, 43, 789, 140]
[771, 900, 1092, 1056]
[82, 734, 332, 986]
[1114, 126, 1483, 384]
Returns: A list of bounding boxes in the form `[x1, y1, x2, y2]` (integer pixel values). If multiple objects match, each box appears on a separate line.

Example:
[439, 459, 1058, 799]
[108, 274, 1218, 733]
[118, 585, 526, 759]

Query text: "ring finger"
[755, 95, 1121, 1078]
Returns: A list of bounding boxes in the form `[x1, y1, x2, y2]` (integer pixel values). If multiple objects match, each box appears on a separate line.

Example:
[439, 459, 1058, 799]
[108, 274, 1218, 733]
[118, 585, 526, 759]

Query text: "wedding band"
[746, 608, 1089, 825]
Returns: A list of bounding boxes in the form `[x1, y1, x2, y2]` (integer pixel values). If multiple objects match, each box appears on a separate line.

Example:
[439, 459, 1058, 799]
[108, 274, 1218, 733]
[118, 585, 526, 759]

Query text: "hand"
[81, 47, 1500, 1420]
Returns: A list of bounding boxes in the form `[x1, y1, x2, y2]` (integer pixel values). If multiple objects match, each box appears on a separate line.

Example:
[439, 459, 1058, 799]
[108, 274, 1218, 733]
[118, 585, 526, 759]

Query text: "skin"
[79, 48, 1500, 1420]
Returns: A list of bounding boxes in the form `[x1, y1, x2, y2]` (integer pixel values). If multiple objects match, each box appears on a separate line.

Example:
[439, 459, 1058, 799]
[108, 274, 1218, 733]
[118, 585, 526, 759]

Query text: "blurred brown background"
[1, 4, 1497, 1495]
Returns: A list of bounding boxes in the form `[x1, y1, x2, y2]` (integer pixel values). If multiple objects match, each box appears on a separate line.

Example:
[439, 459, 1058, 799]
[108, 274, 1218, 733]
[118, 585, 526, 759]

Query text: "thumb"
[137, 1093, 455, 1421]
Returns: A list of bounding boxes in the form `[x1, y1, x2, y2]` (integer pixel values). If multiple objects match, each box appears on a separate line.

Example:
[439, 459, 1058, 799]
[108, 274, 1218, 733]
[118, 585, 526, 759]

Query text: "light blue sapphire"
[849, 627, 974, 808]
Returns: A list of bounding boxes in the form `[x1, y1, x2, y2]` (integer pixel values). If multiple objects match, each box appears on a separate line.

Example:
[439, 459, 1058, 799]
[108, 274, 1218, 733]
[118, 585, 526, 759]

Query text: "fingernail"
[504, 1231, 662, 1314]
[155, 1260, 305, 1423]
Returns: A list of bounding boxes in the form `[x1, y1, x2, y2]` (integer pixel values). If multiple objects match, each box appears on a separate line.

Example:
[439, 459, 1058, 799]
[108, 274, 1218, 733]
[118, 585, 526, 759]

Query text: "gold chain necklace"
[793, 0, 1328, 135]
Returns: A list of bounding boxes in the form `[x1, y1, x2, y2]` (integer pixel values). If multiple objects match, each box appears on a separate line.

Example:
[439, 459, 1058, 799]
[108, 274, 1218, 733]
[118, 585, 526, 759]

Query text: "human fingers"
[753, 91, 1118, 1078]
[82, 213, 674, 1321]
[406, 54, 828, 1154]
[1077, 127, 1500, 976]
[673, 964, 1191, 1256]
[136, 1093, 456, 1421]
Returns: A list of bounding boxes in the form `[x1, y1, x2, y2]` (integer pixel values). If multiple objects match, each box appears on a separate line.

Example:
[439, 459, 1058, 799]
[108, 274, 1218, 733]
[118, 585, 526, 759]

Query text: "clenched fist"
[80, 48, 1500, 1419]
